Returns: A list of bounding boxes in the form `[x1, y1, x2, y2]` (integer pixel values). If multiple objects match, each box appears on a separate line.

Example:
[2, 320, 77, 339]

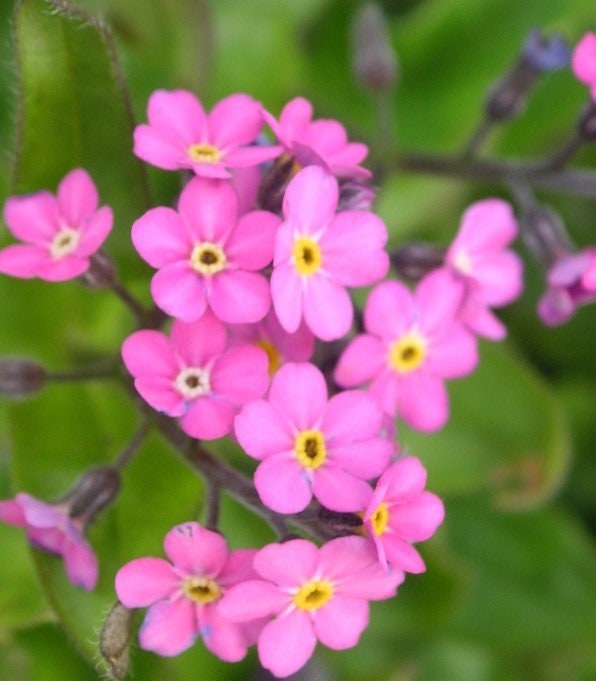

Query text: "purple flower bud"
[0, 358, 46, 399]
[523, 29, 569, 72]
[351, 2, 398, 91]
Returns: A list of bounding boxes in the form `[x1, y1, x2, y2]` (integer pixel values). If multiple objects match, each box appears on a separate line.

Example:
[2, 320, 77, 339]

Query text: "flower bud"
[99, 601, 135, 680]
[79, 250, 117, 290]
[351, 2, 398, 91]
[577, 99, 596, 142]
[390, 242, 446, 281]
[0, 358, 46, 399]
[337, 179, 377, 211]
[520, 204, 571, 268]
[63, 466, 121, 525]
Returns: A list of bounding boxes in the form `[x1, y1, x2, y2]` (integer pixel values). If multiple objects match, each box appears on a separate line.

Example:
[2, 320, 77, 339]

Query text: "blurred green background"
[0, 1, 595, 679]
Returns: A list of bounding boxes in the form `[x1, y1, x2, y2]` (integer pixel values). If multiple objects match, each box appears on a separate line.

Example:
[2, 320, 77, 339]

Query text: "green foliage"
[0, 0, 595, 680]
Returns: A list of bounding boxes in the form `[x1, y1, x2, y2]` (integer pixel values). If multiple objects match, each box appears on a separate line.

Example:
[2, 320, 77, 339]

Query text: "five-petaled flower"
[0, 168, 113, 281]
[115, 522, 264, 660]
[219, 536, 404, 678]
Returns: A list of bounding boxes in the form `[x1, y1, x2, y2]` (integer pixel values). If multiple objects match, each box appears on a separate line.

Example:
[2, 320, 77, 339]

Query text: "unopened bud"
[99, 601, 135, 680]
[351, 2, 398, 91]
[337, 178, 376, 211]
[578, 99, 596, 142]
[80, 250, 117, 290]
[390, 242, 446, 281]
[64, 466, 121, 524]
[258, 153, 301, 214]
[520, 204, 572, 268]
[0, 358, 46, 399]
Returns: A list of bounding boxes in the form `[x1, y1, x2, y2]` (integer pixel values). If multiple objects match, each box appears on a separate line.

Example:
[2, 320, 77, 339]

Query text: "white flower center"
[50, 227, 80, 260]
[174, 367, 211, 399]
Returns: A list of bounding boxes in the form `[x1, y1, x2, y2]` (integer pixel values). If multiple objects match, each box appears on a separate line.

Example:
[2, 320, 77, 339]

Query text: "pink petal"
[389, 491, 445, 542]
[180, 397, 236, 440]
[115, 557, 178, 606]
[573, 33, 596, 84]
[57, 169, 98, 225]
[382, 536, 426, 573]
[333, 334, 386, 387]
[282, 166, 339, 234]
[398, 372, 449, 432]
[0, 244, 48, 278]
[258, 612, 317, 678]
[133, 376, 186, 417]
[0, 498, 27, 526]
[234, 400, 294, 461]
[254, 455, 312, 513]
[462, 301, 507, 340]
[269, 362, 327, 429]
[364, 280, 415, 339]
[121, 330, 177, 379]
[146, 89, 206, 145]
[313, 596, 368, 650]
[328, 439, 392, 480]
[323, 390, 383, 441]
[63, 535, 98, 590]
[132, 207, 192, 268]
[208, 270, 270, 324]
[133, 125, 188, 170]
[199, 604, 253, 662]
[3, 191, 59, 243]
[163, 522, 228, 576]
[139, 599, 197, 656]
[302, 275, 353, 341]
[254, 539, 319, 586]
[320, 211, 389, 286]
[224, 210, 279, 270]
[369, 368, 401, 417]
[270, 97, 313, 146]
[170, 313, 227, 366]
[35, 256, 90, 282]
[271, 263, 304, 334]
[219, 580, 287, 621]
[209, 94, 264, 148]
[178, 176, 237, 244]
[217, 549, 260, 587]
[381, 457, 428, 502]
[452, 199, 517, 253]
[211, 345, 269, 404]
[17, 494, 64, 528]
[76, 206, 113, 256]
[415, 269, 465, 334]
[424, 323, 478, 379]
[151, 262, 208, 322]
[311, 466, 373, 511]
[468, 251, 523, 306]
[223, 144, 282, 168]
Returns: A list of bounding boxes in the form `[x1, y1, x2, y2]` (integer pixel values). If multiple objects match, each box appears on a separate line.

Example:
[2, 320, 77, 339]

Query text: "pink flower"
[0, 169, 113, 281]
[334, 270, 478, 432]
[115, 522, 263, 660]
[0, 493, 98, 590]
[572, 32, 596, 99]
[444, 198, 523, 340]
[218, 536, 404, 678]
[234, 362, 392, 514]
[227, 308, 315, 376]
[263, 97, 370, 178]
[132, 176, 280, 323]
[271, 165, 389, 341]
[537, 247, 596, 325]
[122, 311, 269, 440]
[362, 457, 445, 574]
[133, 90, 281, 178]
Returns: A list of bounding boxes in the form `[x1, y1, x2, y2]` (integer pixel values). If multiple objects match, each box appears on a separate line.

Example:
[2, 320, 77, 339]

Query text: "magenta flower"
[227, 308, 315, 376]
[362, 457, 445, 574]
[234, 362, 392, 514]
[122, 311, 269, 440]
[334, 270, 479, 432]
[572, 32, 596, 99]
[115, 522, 263, 660]
[263, 97, 370, 178]
[537, 247, 596, 325]
[133, 90, 281, 178]
[219, 536, 404, 678]
[0, 493, 98, 590]
[271, 165, 389, 341]
[132, 176, 280, 323]
[0, 169, 113, 282]
[444, 198, 523, 340]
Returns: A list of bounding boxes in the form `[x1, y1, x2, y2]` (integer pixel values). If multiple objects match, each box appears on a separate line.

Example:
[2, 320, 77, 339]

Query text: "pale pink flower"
[362, 457, 444, 574]
[227, 308, 315, 376]
[263, 97, 370, 178]
[572, 32, 596, 99]
[334, 270, 478, 432]
[115, 522, 263, 660]
[538, 247, 596, 325]
[219, 536, 404, 678]
[234, 362, 392, 514]
[132, 176, 280, 324]
[0, 493, 98, 590]
[271, 165, 389, 341]
[133, 90, 281, 178]
[444, 198, 523, 340]
[0, 169, 113, 281]
[122, 311, 269, 440]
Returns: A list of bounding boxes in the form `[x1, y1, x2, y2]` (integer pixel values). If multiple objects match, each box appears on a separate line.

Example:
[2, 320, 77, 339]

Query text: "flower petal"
[115, 557, 178, 607]
[208, 270, 270, 324]
[57, 169, 98, 226]
[151, 262, 208, 322]
[254, 455, 311, 514]
[163, 522, 228, 576]
[302, 275, 353, 341]
[313, 596, 368, 650]
[139, 599, 197, 657]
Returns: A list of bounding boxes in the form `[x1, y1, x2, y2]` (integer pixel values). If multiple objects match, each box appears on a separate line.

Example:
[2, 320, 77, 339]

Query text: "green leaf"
[11, 0, 151, 258]
[399, 341, 571, 509]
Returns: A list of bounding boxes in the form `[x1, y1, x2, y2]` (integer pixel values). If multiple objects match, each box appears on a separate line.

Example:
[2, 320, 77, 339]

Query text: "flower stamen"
[50, 227, 80, 260]
[293, 236, 322, 276]
[293, 580, 333, 610]
[182, 576, 221, 604]
[190, 243, 227, 275]
[389, 333, 427, 373]
[294, 430, 326, 469]
[187, 143, 222, 165]
[174, 367, 211, 399]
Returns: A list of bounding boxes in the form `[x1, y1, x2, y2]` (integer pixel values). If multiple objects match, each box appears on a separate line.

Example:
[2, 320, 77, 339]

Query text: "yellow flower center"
[182, 576, 221, 604]
[50, 227, 80, 260]
[255, 339, 282, 376]
[187, 143, 222, 165]
[369, 501, 389, 536]
[389, 333, 427, 373]
[293, 236, 322, 276]
[190, 242, 227, 275]
[294, 429, 326, 469]
[294, 580, 333, 611]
